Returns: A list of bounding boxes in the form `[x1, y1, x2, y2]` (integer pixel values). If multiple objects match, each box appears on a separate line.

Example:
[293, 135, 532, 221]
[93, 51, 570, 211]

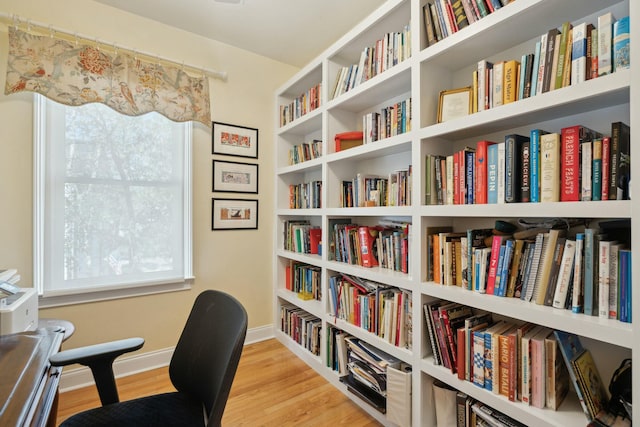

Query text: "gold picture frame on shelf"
[437, 86, 473, 123]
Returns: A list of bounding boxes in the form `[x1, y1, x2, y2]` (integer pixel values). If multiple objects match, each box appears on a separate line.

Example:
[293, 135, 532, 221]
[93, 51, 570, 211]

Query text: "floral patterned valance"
[5, 27, 211, 126]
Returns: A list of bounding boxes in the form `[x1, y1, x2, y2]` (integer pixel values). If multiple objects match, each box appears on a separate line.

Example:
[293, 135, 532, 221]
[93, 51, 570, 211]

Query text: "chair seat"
[60, 392, 205, 427]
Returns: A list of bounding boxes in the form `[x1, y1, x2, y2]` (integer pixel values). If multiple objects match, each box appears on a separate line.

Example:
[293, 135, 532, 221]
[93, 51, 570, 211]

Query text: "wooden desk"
[0, 328, 65, 426]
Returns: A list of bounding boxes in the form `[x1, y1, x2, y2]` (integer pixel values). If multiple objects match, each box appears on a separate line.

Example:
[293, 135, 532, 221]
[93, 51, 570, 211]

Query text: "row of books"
[288, 139, 322, 165]
[279, 302, 321, 356]
[284, 260, 321, 301]
[331, 23, 411, 100]
[329, 219, 411, 273]
[282, 220, 321, 255]
[424, 301, 610, 420]
[288, 180, 322, 209]
[328, 273, 412, 350]
[425, 121, 631, 205]
[427, 220, 632, 323]
[327, 326, 409, 417]
[340, 167, 412, 208]
[363, 97, 412, 144]
[278, 82, 322, 127]
[433, 385, 527, 427]
[473, 12, 629, 113]
[423, 0, 516, 48]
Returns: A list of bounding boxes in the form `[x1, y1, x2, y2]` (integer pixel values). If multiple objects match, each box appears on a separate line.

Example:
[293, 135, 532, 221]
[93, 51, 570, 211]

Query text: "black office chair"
[50, 290, 248, 427]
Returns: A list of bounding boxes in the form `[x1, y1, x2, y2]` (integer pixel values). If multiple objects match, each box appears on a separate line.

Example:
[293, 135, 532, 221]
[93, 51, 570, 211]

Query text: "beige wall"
[0, 0, 297, 352]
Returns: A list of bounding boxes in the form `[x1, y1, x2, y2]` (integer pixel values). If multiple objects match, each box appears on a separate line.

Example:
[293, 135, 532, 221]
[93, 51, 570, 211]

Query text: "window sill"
[38, 278, 194, 308]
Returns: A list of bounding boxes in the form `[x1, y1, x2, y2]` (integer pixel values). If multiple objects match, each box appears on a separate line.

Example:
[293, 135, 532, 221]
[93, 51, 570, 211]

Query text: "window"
[34, 95, 193, 306]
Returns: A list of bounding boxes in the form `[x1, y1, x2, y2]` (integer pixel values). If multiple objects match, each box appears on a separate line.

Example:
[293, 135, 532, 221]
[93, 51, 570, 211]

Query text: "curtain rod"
[0, 12, 228, 82]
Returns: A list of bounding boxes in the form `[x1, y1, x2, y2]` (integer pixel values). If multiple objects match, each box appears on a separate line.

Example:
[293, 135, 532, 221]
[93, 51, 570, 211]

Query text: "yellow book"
[534, 229, 563, 305]
[503, 60, 520, 104]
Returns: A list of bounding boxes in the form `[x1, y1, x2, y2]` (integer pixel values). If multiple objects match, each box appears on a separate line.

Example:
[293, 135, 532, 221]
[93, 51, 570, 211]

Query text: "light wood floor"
[56, 338, 382, 426]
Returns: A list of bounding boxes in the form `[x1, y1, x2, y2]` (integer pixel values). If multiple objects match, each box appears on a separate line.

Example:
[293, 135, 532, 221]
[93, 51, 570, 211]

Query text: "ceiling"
[92, 0, 388, 68]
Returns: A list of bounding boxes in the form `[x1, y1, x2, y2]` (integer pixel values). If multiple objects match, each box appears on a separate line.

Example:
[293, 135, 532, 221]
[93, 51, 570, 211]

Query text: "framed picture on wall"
[212, 198, 258, 230]
[212, 160, 258, 194]
[212, 121, 259, 159]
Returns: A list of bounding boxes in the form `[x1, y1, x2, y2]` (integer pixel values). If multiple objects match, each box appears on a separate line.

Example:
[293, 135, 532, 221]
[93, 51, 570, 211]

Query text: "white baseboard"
[58, 324, 275, 392]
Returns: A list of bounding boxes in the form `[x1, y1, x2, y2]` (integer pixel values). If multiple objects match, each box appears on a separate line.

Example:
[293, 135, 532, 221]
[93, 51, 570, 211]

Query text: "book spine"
[497, 142, 505, 204]
[487, 143, 498, 204]
[529, 129, 542, 203]
[597, 12, 614, 76]
[601, 136, 611, 200]
[475, 141, 493, 204]
[503, 60, 519, 104]
[465, 150, 475, 205]
[613, 16, 630, 71]
[504, 135, 517, 203]
[560, 126, 580, 202]
[472, 330, 485, 387]
[598, 241, 611, 319]
[583, 229, 596, 316]
[540, 133, 560, 202]
[592, 139, 602, 201]
[486, 236, 504, 295]
[571, 23, 588, 86]
[571, 233, 584, 313]
[581, 140, 593, 201]
[521, 140, 531, 203]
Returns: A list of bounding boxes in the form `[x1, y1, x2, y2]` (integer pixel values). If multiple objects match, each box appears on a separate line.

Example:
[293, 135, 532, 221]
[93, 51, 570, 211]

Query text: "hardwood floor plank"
[56, 338, 381, 426]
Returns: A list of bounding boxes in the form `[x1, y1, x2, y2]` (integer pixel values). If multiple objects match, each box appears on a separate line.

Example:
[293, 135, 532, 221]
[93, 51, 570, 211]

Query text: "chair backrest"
[169, 290, 248, 427]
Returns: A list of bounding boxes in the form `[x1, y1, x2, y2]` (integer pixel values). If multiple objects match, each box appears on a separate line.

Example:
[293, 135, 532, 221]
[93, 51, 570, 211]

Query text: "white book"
[598, 12, 615, 76]
[540, 133, 560, 202]
[536, 33, 548, 96]
[571, 233, 585, 313]
[581, 141, 592, 201]
[608, 243, 622, 319]
[446, 154, 454, 205]
[492, 61, 504, 107]
[497, 142, 506, 204]
[571, 22, 587, 86]
[477, 60, 488, 112]
[521, 324, 545, 405]
[552, 239, 577, 308]
[598, 240, 616, 318]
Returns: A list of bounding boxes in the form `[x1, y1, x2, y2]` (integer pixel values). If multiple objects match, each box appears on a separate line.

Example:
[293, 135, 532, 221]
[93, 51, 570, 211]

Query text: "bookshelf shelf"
[274, 0, 636, 425]
[418, 200, 632, 218]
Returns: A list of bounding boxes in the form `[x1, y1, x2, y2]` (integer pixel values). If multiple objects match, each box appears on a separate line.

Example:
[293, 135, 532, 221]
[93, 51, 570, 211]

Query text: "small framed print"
[212, 198, 258, 230]
[437, 87, 473, 123]
[212, 121, 258, 159]
[212, 160, 258, 194]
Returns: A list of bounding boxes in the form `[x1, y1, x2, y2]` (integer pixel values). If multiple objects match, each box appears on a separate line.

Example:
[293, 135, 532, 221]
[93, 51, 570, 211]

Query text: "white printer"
[0, 287, 38, 335]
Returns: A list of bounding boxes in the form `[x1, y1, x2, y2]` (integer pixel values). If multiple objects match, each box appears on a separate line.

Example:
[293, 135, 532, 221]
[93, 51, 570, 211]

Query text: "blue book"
[613, 16, 630, 71]
[487, 143, 499, 203]
[529, 129, 548, 203]
[554, 331, 589, 417]
[618, 249, 631, 322]
[518, 53, 528, 100]
[497, 239, 514, 296]
[583, 228, 596, 315]
[493, 244, 506, 295]
[530, 41, 542, 96]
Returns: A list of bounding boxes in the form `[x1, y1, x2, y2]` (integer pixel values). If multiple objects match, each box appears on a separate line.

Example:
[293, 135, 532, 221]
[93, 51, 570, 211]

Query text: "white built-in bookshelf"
[274, 0, 636, 425]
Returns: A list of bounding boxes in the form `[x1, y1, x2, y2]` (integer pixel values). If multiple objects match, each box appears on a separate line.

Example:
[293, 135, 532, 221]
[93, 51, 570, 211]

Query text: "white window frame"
[33, 95, 193, 308]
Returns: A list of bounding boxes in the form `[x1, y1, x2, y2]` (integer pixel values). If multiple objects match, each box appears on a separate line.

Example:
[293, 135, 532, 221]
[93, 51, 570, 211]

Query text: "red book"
[453, 151, 461, 204]
[285, 264, 292, 291]
[486, 235, 506, 295]
[309, 228, 322, 255]
[475, 140, 497, 204]
[601, 136, 611, 200]
[357, 226, 379, 267]
[560, 125, 601, 201]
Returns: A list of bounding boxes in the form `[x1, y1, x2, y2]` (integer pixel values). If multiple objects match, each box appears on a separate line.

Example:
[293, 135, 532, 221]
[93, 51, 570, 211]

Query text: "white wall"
[0, 0, 297, 353]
